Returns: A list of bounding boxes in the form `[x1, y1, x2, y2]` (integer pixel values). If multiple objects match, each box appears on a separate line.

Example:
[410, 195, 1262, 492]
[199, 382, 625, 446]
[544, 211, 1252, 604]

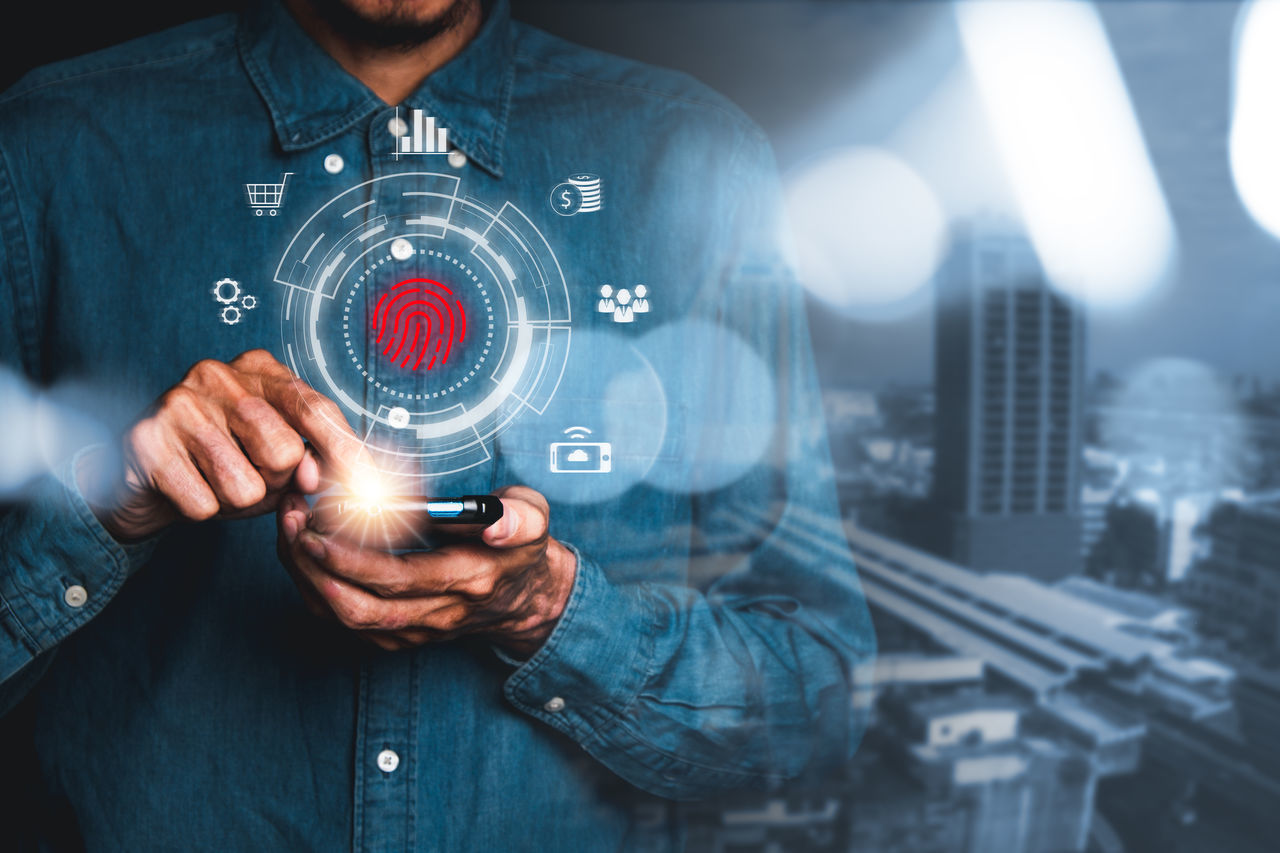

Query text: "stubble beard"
[305, 0, 481, 51]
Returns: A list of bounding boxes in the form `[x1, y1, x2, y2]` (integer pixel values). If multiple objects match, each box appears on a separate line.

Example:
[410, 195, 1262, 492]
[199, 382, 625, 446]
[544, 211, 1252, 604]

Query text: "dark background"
[0, 1, 777, 90]
[0, 2, 235, 90]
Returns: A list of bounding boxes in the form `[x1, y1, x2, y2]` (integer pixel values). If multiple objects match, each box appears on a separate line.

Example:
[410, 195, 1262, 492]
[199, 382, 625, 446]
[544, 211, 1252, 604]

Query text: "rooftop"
[1040, 691, 1146, 745]
[906, 691, 1025, 721]
[707, 500, 1236, 716]
[864, 653, 986, 688]
[1056, 576, 1188, 624]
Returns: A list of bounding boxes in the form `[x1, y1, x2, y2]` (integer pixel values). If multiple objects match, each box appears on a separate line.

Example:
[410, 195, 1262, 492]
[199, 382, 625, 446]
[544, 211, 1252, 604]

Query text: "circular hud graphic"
[276, 172, 572, 476]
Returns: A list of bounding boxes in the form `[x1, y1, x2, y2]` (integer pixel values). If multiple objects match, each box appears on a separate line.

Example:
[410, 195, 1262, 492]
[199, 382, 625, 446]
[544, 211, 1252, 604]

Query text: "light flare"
[1229, 0, 1280, 240]
[956, 0, 1177, 308]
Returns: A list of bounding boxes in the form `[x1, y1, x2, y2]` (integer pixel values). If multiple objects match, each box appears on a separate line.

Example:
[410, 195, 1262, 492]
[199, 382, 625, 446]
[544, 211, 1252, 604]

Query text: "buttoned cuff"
[502, 543, 657, 741]
[0, 446, 156, 682]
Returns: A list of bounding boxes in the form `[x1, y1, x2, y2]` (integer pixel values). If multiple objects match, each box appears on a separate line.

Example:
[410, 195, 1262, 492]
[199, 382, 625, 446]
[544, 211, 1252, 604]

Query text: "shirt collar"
[237, 0, 513, 176]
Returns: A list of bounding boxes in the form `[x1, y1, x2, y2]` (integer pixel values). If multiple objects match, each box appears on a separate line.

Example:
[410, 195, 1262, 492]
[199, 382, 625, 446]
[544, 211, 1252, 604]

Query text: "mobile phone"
[335, 495, 504, 525]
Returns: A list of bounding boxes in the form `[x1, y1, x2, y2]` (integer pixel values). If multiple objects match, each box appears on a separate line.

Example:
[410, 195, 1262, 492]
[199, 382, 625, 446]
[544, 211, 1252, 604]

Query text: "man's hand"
[276, 486, 578, 657]
[80, 349, 368, 542]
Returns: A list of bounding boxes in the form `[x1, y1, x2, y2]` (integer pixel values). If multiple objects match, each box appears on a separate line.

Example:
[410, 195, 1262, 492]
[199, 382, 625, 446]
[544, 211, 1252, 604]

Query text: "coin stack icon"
[568, 173, 602, 213]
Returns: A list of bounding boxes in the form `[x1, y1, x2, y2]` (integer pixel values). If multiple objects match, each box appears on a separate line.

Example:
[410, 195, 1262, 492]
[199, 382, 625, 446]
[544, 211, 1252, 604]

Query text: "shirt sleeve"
[502, 122, 877, 799]
[0, 141, 155, 716]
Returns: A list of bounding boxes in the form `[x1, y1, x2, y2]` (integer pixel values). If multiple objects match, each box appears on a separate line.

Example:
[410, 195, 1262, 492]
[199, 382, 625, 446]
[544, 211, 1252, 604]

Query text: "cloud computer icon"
[549, 427, 612, 474]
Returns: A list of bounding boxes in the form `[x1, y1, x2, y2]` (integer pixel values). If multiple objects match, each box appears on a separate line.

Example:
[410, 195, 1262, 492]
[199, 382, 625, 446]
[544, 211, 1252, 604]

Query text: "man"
[0, 0, 875, 848]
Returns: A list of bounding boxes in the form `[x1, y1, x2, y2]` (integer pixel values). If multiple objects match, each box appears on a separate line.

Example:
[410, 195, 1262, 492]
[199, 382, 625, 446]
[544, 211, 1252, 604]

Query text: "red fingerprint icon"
[373, 278, 467, 371]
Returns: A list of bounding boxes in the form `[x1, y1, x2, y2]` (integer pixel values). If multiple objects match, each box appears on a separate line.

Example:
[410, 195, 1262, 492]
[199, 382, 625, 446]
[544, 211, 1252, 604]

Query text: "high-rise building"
[1182, 495, 1280, 655]
[931, 221, 1086, 580]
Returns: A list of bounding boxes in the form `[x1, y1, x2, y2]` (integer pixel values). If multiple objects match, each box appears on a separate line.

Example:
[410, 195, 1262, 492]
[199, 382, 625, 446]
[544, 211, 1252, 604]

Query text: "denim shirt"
[0, 1, 875, 849]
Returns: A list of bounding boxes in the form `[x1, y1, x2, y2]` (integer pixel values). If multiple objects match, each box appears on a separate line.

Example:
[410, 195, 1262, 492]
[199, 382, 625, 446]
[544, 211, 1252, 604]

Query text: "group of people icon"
[597, 284, 651, 324]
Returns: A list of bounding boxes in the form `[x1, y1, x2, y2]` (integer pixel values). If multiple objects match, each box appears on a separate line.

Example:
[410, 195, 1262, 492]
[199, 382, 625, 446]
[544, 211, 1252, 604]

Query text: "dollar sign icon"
[549, 182, 584, 217]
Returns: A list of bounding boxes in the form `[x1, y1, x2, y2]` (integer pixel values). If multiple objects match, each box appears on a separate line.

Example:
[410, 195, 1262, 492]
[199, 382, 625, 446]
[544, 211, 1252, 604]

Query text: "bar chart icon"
[395, 108, 449, 157]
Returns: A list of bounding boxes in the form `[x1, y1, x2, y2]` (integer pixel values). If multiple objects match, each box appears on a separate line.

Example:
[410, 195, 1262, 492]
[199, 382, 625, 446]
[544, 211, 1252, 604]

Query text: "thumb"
[481, 486, 550, 549]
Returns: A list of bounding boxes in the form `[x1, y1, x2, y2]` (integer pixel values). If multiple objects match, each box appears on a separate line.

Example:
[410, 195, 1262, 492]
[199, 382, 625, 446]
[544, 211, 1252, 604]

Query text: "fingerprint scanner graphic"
[373, 278, 467, 371]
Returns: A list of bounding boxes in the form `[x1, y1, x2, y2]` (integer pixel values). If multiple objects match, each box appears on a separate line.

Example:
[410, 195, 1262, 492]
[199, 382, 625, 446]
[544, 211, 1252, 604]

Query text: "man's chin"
[307, 0, 479, 50]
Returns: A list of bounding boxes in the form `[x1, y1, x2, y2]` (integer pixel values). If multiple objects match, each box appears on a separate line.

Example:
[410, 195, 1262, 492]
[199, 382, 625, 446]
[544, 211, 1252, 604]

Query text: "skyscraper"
[1182, 495, 1280, 656]
[931, 220, 1085, 580]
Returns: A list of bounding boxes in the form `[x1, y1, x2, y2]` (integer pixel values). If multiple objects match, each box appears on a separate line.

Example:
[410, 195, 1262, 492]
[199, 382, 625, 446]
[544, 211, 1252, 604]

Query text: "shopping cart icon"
[244, 172, 293, 216]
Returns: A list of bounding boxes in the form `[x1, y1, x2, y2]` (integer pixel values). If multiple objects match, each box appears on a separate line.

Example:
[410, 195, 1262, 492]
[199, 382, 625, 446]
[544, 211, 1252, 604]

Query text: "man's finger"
[277, 491, 310, 544]
[226, 394, 306, 490]
[289, 541, 429, 631]
[291, 447, 323, 494]
[481, 486, 550, 549]
[149, 447, 220, 521]
[180, 420, 267, 510]
[259, 376, 374, 480]
[299, 524, 514, 603]
[275, 492, 332, 619]
[297, 528, 462, 597]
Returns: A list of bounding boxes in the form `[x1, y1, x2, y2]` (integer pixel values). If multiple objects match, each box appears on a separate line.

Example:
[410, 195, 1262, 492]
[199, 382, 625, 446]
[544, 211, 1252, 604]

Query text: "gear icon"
[212, 277, 241, 305]
[240, 294, 257, 310]
[220, 305, 243, 326]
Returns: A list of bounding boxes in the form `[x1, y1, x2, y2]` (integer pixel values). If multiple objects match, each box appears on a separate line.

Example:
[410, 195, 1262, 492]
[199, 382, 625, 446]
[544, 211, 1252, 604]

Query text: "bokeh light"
[783, 146, 948, 321]
[638, 320, 777, 494]
[0, 368, 112, 497]
[1099, 358, 1250, 501]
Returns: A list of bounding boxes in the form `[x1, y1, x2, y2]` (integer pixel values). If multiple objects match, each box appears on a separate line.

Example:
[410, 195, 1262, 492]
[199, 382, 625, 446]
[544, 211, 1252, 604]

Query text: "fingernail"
[489, 511, 516, 542]
[300, 531, 326, 560]
[295, 453, 320, 492]
[283, 513, 299, 541]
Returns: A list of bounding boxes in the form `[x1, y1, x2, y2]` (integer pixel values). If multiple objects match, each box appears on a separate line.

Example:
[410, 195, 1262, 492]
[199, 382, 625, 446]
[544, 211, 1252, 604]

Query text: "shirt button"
[388, 115, 409, 138]
[447, 149, 467, 169]
[544, 696, 566, 713]
[324, 153, 344, 174]
[64, 584, 88, 608]
[376, 749, 400, 773]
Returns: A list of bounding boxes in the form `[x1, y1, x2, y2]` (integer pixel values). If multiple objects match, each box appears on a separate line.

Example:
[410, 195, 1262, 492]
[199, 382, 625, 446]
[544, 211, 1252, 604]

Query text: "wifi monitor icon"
[549, 427, 612, 474]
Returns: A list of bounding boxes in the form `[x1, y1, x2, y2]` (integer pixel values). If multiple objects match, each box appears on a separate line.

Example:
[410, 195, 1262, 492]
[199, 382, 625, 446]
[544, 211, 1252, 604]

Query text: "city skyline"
[517, 5, 1280, 850]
